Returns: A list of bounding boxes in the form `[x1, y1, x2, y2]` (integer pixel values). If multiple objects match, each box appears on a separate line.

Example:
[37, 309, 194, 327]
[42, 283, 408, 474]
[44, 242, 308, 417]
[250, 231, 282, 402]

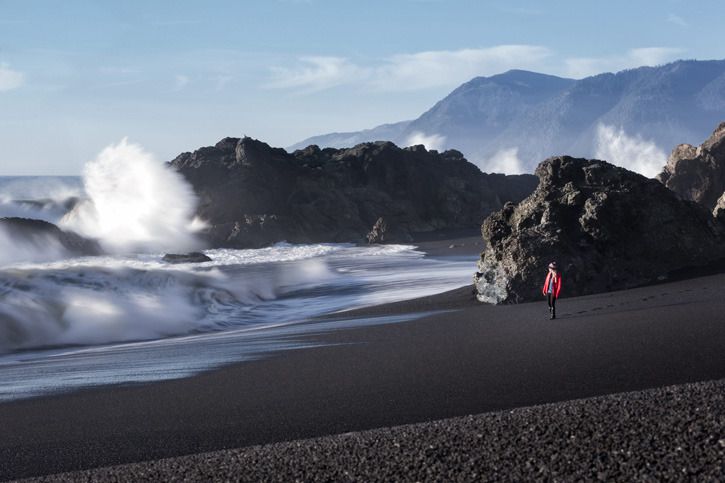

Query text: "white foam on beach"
[0, 236, 473, 400]
[0, 242, 470, 354]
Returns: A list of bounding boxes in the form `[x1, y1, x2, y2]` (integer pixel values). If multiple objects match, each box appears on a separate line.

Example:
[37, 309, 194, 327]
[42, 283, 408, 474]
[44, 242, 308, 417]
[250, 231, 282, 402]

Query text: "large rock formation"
[169, 137, 537, 248]
[0, 217, 103, 256]
[475, 156, 725, 304]
[657, 122, 725, 210]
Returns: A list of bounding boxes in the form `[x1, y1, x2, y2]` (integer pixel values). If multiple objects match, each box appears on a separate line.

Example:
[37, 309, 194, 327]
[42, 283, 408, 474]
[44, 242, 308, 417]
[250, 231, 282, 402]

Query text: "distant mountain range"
[289, 60, 725, 175]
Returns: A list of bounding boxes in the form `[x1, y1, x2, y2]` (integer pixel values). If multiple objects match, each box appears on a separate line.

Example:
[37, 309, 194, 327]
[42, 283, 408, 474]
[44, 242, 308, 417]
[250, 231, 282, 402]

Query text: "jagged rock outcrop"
[475, 156, 725, 304]
[0, 217, 103, 256]
[169, 137, 538, 248]
[657, 122, 725, 210]
[162, 252, 212, 264]
[713, 193, 725, 222]
[366, 217, 388, 244]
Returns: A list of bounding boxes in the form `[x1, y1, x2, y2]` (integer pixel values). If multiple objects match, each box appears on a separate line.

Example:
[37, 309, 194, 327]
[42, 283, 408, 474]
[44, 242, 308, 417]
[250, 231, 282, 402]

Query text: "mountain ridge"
[289, 60, 725, 174]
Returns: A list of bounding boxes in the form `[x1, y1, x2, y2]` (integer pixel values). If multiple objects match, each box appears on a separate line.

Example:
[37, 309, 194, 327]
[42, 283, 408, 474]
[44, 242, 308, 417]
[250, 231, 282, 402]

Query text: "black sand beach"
[2, 240, 725, 481]
[19, 378, 725, 482]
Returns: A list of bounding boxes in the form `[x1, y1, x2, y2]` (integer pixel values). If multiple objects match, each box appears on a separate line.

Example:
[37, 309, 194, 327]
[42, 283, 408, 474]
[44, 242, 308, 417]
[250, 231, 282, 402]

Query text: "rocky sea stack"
[169, 137, 537, 248]
[474, 156, 725, 304]
[162, 252, 212, 264]
[0, 217, 103, 257]
[657, 121, 725, 211]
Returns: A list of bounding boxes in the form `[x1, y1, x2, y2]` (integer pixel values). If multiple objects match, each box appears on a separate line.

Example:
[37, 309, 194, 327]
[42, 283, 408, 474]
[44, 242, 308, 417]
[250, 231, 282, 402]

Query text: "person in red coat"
[542, 261, 562, 319]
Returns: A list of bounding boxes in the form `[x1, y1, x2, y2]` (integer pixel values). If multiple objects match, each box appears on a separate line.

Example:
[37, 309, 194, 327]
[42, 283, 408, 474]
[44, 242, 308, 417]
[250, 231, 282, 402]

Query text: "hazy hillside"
[290, 60, 725, 176]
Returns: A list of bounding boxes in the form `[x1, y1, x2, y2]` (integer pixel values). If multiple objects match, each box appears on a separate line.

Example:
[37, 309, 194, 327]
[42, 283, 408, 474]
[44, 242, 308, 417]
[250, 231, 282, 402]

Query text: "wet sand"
[2, 239, 725, 480]
[411, 230, 484, 258]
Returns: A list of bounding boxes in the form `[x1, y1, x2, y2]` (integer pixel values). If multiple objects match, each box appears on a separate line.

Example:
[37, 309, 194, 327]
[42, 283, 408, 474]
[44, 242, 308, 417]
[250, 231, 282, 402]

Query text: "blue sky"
[1, 0, 723, 174]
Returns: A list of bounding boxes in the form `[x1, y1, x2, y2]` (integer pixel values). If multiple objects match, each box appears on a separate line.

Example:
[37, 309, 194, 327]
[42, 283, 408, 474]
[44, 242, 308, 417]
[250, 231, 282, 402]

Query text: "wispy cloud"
[268, 45, 686, 93]
[268, 45, 552, 92]
[666, 13, 688, 28]
[173, 74, 190, 91]
[99, 66, 141, 75]
[101, 79, 144, 88]
[214, 75, 233, 91]
[268, 56, 365, 92]
[0, 63, 25, 92]
[370, 45, 552, 90]
[629, 47, 685, 65]
[564, 47, 685, 78]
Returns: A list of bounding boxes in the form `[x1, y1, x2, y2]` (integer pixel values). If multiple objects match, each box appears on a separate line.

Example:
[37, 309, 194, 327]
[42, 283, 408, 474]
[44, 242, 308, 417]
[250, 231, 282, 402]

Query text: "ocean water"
[0, 166, 475, 401]
[0, 241, 468, 402]
[0, 175, 83, 223]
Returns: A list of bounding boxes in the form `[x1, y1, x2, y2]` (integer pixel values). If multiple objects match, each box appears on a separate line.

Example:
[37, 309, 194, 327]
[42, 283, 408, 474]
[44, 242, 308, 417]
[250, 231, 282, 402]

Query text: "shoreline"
[409, 230, 484, 258]
[2, 237, 725, 480]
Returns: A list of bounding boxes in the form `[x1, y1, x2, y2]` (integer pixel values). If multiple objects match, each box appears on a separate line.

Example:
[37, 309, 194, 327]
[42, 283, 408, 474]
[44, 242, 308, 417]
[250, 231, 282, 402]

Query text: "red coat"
[542, 272, 562, 298]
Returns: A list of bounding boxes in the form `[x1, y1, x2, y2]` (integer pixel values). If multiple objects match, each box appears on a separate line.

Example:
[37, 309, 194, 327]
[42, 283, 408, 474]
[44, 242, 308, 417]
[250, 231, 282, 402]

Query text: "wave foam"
[0, 177, 83, 224]
[0, 242, 460, 354]
[60, 138, 201, 253]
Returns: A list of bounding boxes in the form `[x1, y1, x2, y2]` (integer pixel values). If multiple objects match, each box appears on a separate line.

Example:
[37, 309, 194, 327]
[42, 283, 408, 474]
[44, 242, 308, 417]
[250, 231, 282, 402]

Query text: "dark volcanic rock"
[366, 217, 388, 244]
[714, 193, 725, 222]
[474, 156, 725, 303]
[169, 137, 537, 248]
[0, 217, 103, 256]
[657, 121, 725, 210]
[162, 252, 212, 264]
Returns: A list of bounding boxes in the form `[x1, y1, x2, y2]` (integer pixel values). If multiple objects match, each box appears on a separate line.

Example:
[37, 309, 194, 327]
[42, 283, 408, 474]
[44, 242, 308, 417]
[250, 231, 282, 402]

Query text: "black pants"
[547, 293, 556, 318]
